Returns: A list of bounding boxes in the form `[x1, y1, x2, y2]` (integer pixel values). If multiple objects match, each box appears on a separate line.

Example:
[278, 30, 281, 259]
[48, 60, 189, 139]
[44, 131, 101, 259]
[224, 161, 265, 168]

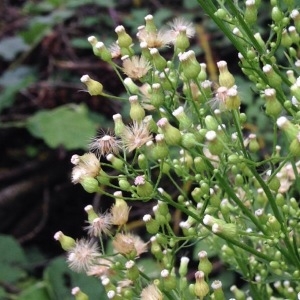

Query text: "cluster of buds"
[58, 5, 300, 299]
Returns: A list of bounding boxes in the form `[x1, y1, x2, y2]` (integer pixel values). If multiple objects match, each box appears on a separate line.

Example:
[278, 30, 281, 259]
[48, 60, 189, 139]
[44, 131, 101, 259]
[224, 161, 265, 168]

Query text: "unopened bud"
[80, 75, 103, 96]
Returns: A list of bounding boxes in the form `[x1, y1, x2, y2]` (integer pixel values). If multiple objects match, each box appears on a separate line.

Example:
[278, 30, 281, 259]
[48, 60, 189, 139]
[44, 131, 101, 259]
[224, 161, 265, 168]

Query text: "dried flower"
[86, 258, 113, 278]
[122, 55, 151, 80]
[108, 42, 121, 58]
[71, 153, 101, 184]
[137, 25, 173, 48]
[67, 239, 100, 273]
[111, 191, 131, 226]
[85, 213, 112, 237]
[113, 233, 147, 257]
[89, 132, 121, 158]
[141, 284, 163, 300]
[168, 17, 195, 39]
[121, 121, 152, 152]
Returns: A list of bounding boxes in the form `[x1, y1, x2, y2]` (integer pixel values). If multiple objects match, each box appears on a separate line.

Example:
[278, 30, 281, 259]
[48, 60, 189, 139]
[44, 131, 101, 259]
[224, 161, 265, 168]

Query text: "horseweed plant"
[55, 1, 300, 299]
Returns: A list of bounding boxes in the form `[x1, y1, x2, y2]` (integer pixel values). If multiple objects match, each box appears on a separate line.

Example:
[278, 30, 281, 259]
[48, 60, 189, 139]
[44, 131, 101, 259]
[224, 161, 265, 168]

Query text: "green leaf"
[17, 282, 50, 300]
[20, 22, 51, 44]
[71, 38, 90, 49]
[26, 104, 97, 150]
[44, 257, 107, 300]
[183, 0, 200, 9]
[0, 37, 29, 61]
[0, 235, 27, 283]
[0, 66, 35, 112]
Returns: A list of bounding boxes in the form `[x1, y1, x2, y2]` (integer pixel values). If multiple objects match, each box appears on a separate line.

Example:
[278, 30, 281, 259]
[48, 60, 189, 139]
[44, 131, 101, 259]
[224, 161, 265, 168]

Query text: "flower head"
[122, 55, 151, 80]
[111, 191, 131, 226]
[113, 233, 147, 256]
[85, 213, 112, 237]
[86, 258, 113, 278]
[67, 239, 100, 273]
[108, 42, 121, 58]
[141, 284, 163, 300]
[137, 25, 173, 48]
[89, 132, 121, 158]
[168, 17, 195, 39]
[121, 121, 152, 152]
[71, 153, 100, 184]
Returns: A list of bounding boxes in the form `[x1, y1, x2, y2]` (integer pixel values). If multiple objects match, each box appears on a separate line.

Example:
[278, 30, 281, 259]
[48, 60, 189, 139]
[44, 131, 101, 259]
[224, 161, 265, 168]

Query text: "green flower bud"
[277, 116, 299, 141]
[181, 133, 197, 148]
[179, 50, 201, 80]
[290, 81, 300, 101]
[113, 114, 125, 137]
[217, 60, 235, 88]
[230, 285, 246, 300]
[144, 14, 157, 33]
[289, 26, 299, 44]
[95, 42, 112, 62]
[225, 87, 241, 110]
[157, 118, 182, 146]
[152, 134, 169, 160]
[275, 193, 285, 207]
[194, 157, 207, 173]
[290, 135, 300, 156]
[205, 115, 219, 131]
[172, 106, 192, 130]
[129, 95, 145, 122]
[115, 25, 132, 48]
[84, 205, 98, 223]
[194, 271, 209, 298]
[248, 133, 260, 152]
[287, 70, 296, 84]
[81, 177, 100, 193]
[150, 48, 167, 71]
[118, 176, 131, 191]
[198, 250, 212, 275]
[124, 77, 139, 94]
[135, 175, 153, 197]
[211, 280, 226, 300]
[72, 287, 89, 300]
[80, 75, 103, 96]
[138, 154, 148, 170]
[254, 32, 266, 50]
[205, 130, 224, 155]
[87, 35, 99, 53]
[264, 88, 282, 117]
[107, 154, 124, 170]
[214, 8, 229, 20]
[198, 63, 207, 81]
[125, 260, 140, 281]
[268, 176, 280, 191]
[143, 214, 160, 234]
[175, 27, 190, 53]
[150, 237, 163, 259]
[143, 115, 158, 133]
[272, 6, 284, 23]
[263, 64, 282, 87]
[291, 10, 300, 32]
[281, 29, 293, 47]
[267, 215, 281, 232]
[54, 231, 76, 251]
[96, 169, 110, 185]
[140, 41, 152, 60]
[179, 257, 190, 277]
[149, 83, 164, 108]
[161, 269, 177, 291]
[245, 0, 257, 26]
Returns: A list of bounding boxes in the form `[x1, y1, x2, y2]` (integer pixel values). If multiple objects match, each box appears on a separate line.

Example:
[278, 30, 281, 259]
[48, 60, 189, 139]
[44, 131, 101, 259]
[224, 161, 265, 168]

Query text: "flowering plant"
[55, 1, 300, 299]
